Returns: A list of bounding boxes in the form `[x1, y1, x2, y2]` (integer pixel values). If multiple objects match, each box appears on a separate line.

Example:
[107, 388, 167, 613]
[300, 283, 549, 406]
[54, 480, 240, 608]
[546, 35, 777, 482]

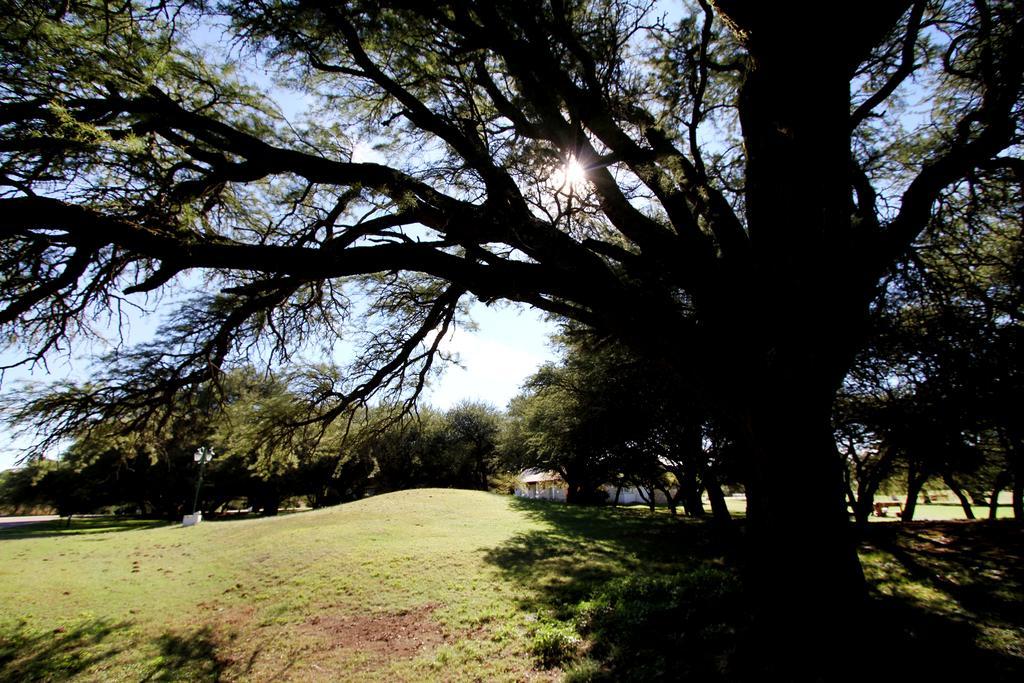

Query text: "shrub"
[529, 621, 581, 669]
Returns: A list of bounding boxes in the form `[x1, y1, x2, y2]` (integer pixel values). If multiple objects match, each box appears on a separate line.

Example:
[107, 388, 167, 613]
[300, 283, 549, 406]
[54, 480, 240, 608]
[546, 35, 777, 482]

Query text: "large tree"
[1, 0, 1022, 670]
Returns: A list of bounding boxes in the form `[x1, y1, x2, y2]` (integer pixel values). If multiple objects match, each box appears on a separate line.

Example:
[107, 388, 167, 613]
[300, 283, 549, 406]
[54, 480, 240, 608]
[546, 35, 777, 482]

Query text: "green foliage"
[501, 329, 733, 511]
[0, 462, 55, 514]
[561, 658, 607, 683]
[500, 335, 644, 502]
[573, 568, 747, 681]
[529, 620, 581, 669]
[350, 402, 506, 494]
[1, 367, 511, 516]
[1, 367, 378, 517]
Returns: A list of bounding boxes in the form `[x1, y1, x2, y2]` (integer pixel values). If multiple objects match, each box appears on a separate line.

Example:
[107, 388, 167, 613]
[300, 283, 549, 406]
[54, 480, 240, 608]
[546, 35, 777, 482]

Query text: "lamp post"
[184, 446, 214, 526]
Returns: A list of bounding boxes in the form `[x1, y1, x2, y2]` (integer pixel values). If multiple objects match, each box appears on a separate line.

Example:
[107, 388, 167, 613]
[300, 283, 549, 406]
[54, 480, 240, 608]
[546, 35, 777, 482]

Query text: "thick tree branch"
[850, 0, 927, 128]
[881, 14, 1024, 268]
[0, 196, 607, 310]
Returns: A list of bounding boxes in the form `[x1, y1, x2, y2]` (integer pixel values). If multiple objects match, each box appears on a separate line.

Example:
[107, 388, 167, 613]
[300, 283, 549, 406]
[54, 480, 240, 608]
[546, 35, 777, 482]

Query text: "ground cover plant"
[2, 490, 1022, 681]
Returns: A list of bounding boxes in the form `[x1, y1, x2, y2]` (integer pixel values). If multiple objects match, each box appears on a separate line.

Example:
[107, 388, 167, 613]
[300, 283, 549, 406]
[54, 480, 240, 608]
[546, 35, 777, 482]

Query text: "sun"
[564, 157, 587, 186]
[550, 155, 589, 195]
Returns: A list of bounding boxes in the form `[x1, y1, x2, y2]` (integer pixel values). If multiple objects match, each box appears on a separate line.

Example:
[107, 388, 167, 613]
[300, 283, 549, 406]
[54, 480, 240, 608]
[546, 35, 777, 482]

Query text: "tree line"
[1, 373, 509, 518]
[11, 290, 1018, 527]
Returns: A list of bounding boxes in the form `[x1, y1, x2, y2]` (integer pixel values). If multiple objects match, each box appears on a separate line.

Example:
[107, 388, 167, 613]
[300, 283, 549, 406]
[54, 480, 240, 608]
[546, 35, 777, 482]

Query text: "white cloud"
[425, 304, 556, 409]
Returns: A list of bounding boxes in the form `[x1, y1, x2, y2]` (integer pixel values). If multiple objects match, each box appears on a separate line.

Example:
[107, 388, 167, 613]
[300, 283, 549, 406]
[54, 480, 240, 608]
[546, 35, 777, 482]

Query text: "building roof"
[519, 469, 562, 484]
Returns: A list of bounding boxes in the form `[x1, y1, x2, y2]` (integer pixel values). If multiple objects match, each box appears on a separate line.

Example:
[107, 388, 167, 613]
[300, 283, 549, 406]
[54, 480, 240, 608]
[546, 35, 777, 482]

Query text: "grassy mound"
[1, 490, 549, 681]
[1, 491, 1021, 681]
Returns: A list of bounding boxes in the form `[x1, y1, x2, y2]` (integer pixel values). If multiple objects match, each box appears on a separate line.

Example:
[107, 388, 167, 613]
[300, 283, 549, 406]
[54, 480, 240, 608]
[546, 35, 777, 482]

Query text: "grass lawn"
[0, 490, 711, 681]
[0, 490, 1021, 681]
[706, 495, 1016, 521]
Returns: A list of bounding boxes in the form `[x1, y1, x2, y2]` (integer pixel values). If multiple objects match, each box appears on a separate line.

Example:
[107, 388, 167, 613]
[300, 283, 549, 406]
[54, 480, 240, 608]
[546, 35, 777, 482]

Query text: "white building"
[514, 469, 567, 501]
[513, 470, 671, 505]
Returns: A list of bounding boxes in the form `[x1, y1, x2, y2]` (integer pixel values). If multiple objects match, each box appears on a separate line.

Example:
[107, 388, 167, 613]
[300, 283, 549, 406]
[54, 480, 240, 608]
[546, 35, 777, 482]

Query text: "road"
[0, 514, 59, 530]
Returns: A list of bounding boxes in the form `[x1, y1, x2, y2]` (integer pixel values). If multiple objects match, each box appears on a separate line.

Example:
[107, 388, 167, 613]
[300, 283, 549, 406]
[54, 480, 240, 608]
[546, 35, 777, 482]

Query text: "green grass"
[0, 516, 169, 538]
[860, 521, 1024, 680]
[1, 491, 1021, 681]
[625, 496, 1014, 521]
[0, 490, 713, 681]
[708, 496, 1015, 521]
[904, 503, 1016, 520]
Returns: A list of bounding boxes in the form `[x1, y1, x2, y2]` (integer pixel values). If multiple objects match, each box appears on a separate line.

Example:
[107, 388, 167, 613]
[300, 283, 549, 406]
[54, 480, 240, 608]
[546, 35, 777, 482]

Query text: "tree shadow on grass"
[483, 499, 748, 681]
[861, 521, 1024, 680]
[0, 618, 128, 680]
[486, 500, 1024, 681]
[1, 619, 229, 682]
[863, 594, 1024, 681]
[142, 626, 227, 682]
[868, 521, 1024, 625]
[484, 498, 731, 614]
[0, 517, 171, 541]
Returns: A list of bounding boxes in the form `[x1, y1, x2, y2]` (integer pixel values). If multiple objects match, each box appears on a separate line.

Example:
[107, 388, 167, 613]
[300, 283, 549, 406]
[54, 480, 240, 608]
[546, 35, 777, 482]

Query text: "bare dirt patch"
[303, 603, 445, 658]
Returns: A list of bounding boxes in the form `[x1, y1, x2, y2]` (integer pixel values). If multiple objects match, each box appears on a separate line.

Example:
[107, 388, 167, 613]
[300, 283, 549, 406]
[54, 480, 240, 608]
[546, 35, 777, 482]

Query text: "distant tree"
[501, 331, 736, 513]
[439, 401, 503, 490]
[834, 393, 901, 528]
[0, 458, 56, 514]
[502, 375, 615, 504]
[837, 309, 991, 523]
[293, 452, 373, 509]
[358, 403, 506, 492]
[1, 367, 378, 517]
[0, 446, 129, 521]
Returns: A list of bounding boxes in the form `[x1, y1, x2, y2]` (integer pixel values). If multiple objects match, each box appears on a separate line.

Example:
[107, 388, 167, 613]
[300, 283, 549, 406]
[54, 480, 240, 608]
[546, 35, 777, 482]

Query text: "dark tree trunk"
[676, 421, 706, 517]
[847, 444, 897, 530]
[565, 479, 602, 505]
[988, 471, 1009, 520]
[679, 477, 704, 517]
[658, 486, 678, 516]
[705, 475, 731, 524]
[1000, 428, 1024, 521]
[944, 473, 976, 520]
[739, 388, 866, 675]
[1013, 475, 1023, 520]
[844, 471, 859, 522]
[852, 483, 877, 529]
[703, 470, 734, 543]
[967, 489, 988, 507]
[706, 3, 913, 674]
[846, 453, 877, 529]
[903, 471, 927, 522]
[565, 482, 579, 504]
[640, 486, 656, 512]
[730, 76, 869, 682]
